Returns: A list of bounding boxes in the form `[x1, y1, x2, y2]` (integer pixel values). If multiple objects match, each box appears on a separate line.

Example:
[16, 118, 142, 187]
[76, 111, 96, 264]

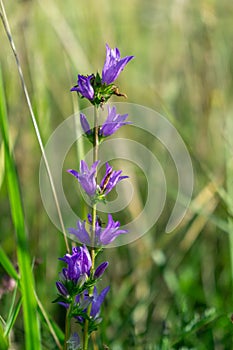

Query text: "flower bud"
[94, 261, 109, 279]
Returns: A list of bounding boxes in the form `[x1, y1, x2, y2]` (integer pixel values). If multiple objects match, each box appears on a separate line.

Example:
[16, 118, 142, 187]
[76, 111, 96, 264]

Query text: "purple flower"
[56, 281, 69, 297]
[94, 213, 128, 245]
[102, 44, 134, 85]
[74, 286, 110, 324]
[68, 161, 128, 199]
[67, 160, 99, 197]
[90, 286, 110, 319]
[94, 261, 109, 279]
[80, 107, 131, 139]
[69, 220, 91, 245]
[99, 162, 128, 195]
[58, 301, 69, 309]
[100, 106, 131, 137]
[75, 293, 92, 310]
[69, 214, 128, 246]
[80, 113, 92, 135]
[70, 74, 94, 100]
[59, 245, 92, 284]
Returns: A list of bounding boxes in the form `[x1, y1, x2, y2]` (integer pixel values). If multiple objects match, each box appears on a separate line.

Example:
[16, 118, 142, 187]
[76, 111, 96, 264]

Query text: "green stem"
[226, 113, 233, 295]
[83, 106, 99, 350]
[64, 306, 71, 350]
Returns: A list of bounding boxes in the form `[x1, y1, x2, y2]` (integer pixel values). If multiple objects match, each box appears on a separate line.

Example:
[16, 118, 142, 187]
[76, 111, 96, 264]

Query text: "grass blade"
[4, 294, 22, 337]
[0, 66, 41, 349]
[36, 294, 64, 350]
[0, 0, 69, 253]
[0, 246, 19, 282]
[0, 322, 8, 350]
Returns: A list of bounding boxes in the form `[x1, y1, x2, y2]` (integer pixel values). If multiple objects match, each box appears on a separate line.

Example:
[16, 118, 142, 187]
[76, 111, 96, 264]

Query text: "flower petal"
[102, 44, 134, 84]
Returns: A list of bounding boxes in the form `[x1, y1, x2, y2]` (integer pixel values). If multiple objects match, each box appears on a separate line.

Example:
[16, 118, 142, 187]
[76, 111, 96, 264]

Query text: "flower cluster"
[71, 44, 134, 106]
[55, 246, 109, 336]
[55, 44, 133, 348]
[68, 160, 128, 202]
[69, 213, 128, 246]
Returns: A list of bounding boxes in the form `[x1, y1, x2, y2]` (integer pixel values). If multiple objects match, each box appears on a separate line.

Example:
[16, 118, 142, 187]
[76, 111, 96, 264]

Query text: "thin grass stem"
[0, 0, 70, 253]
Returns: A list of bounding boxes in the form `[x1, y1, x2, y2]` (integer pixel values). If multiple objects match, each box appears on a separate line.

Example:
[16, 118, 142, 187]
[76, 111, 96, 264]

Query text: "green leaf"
[0, 322, 8, 350]
[4, 296, 22, 337]
[0, 66, 41, 349]
[0, 246, 19, 281]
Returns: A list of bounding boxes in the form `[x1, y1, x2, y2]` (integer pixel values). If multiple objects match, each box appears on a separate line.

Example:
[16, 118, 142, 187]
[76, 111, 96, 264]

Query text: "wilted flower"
[69, 213, 128, 246]
[71, 74, 95, 101]
[102, 44, 134, 85]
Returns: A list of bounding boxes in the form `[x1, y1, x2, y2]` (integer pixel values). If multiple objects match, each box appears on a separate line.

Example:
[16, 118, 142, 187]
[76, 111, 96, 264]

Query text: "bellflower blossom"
[100, 105, 131, 137]
[69, 213, 128, 246]
[80, 113, 92, 135]
[56, 246, 108, 307]
[88, 286, 110, 320]
[79, 106, 131, 139]
[70, 44, 133, 106]
[94, 261, 109, 279]
[59, 245, 92, 284]
[102, 44, 134, 85]
[58, 43, 134, 346]
[55, 246, 93, 307]
[68, 160, 128, 200]
[70, 74, 94, 100]
[99, 162, 128, 196]
[67, 160, 99, 197]
[76, 286, 110, 324]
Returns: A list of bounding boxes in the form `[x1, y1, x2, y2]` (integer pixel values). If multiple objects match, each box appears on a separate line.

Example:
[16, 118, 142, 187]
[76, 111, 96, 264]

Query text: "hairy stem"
[83, 106, 99, 350]
[64, 309, 70, 350]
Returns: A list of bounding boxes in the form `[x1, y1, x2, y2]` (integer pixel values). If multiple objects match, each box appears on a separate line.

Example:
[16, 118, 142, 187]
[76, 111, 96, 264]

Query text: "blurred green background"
[1, 0, 233, 349]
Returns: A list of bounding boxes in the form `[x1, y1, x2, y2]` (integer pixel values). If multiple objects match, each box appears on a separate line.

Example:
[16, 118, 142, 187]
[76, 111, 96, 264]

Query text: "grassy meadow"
[1, 0, 233, 349]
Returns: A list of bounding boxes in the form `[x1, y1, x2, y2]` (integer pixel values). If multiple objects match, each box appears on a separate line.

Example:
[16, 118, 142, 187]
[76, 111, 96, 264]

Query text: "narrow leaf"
[0, 66, 41, 349]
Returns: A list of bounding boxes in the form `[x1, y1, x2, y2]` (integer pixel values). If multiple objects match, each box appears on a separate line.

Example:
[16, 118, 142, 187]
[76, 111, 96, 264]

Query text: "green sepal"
[87, 318, 102, 335]
[85, 131, 95, 144]
[84, 131, 109, 145]
[91, 192, 107, 205]
[52, 295, 72, 304]
[71, 308, 91, 321]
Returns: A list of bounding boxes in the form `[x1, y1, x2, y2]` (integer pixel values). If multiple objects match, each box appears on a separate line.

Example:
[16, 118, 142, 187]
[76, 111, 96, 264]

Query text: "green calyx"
[89, 72, 126, 107]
